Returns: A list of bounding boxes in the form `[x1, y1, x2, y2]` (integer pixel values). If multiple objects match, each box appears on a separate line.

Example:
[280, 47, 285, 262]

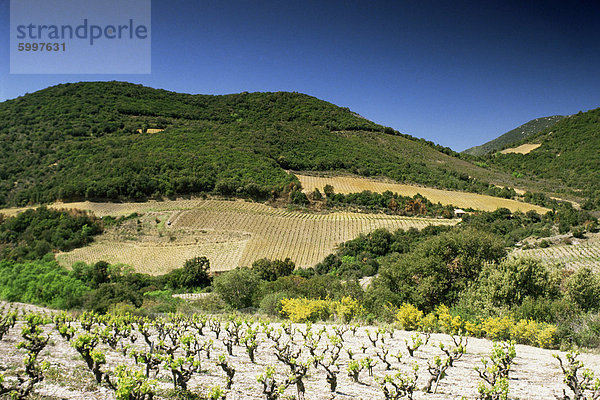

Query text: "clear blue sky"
[1, 0, 599, 151]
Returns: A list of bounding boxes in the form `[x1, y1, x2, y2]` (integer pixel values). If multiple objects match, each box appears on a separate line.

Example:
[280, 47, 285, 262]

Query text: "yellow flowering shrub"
[280, 297, 363, 323]
[334, 296, 364, 323]
[534, 323, 557, 348]
[421, 312, 438, 332]
[282, 298, 559, 349]
[395, 303, 423, 330]
[510, 319, 538, 345]
[464, 320, 481, 336]
[479, 316, 514, 341]
[435, 305, 465, 334]
[508, 318, 557, 348]
[280, 298, 331, 323]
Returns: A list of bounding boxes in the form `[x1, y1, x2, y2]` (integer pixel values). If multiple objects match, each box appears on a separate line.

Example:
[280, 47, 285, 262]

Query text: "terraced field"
[54, 199, 456, 274]
[296, 173, 549, 213]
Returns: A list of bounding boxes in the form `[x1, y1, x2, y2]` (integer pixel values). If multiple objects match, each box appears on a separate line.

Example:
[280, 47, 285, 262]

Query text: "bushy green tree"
[213, 267, 260, 309]
[83, 282, 143, 313]
[251, 258, 295, 281]
[476, 258, 561, 308]
[373, 228, 506, 310]
[566, 267, 600, 311]
[0, 258, 90, 309]
[290, 190, 309, 205]
[179, 256, 211, 288]
[0, 207, 101, 261]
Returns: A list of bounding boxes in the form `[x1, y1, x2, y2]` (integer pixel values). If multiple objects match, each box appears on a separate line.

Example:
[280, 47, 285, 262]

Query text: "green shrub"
[475, 258, 561, 308]
[258, 292, 290, 316]
[176, 256, 211, 289]
[513, 297, 578, 323]
[290, 190, 309, 205]
[566, 267, 600, 311]
[376, 228, 506, 311]
[558, 311, 600, 349]
[213, 268, 260, 309]
[0, 258, 90, 309]
[189, 293, 229, 313]
[0, 207, 102, 261]
[251, 258, 295, 281]
[84, 282, 143, 314]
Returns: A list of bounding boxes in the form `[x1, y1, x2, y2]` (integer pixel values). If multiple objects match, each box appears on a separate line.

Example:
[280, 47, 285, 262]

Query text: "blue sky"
[1, 0, 599, 151]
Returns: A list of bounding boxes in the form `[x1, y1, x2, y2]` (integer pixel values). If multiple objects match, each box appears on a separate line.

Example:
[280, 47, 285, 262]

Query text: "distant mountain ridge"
[487, 108, 600, 207]
[463, 115, 565, 156]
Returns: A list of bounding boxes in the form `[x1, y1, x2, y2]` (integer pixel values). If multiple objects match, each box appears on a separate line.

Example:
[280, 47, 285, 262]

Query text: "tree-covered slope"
[486, 108, 600, 207]
[462, 115, 565, 156]
[0, 81, 510, 206]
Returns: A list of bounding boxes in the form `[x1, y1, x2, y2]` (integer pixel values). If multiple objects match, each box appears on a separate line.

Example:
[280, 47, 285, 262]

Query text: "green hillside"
[0, 81, 516, 206]
[487, 108, 600, 207]
[462, 115, 565, 156]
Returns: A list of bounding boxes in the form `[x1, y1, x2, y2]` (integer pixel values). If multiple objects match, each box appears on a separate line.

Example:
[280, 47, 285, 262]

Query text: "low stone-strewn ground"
[1, 301, 599, 400]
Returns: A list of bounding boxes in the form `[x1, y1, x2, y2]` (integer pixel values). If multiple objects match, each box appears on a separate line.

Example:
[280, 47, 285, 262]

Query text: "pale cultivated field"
[512, 241, 600, 271]
[0, 198, 202, 218]
[500, 143, 542, 154]
[296, 174, 549, 213]
[57, 238, 250, 275]
[135, 128, 165, 133]
[169, 200, 456, 271]
[53, 199, 456, 274]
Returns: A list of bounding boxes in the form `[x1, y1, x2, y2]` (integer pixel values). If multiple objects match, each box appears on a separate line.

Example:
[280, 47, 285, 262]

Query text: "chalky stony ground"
[1, 301, 599, 399]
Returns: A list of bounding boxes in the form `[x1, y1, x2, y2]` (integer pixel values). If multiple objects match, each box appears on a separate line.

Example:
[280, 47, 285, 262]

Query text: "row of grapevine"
[171, 200, 454, 270]
[54, 199, 453, 274]
[0, 302, 598, 399]
[512, 243, 600, 270]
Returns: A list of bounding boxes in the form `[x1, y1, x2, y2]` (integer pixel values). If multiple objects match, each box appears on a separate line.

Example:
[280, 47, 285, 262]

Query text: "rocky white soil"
[1, 301, 599, 400]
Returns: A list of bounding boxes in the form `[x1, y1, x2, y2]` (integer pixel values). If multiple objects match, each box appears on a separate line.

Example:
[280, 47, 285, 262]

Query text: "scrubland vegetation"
[0, 81, 540, 208]
[462, 115, 564, 157]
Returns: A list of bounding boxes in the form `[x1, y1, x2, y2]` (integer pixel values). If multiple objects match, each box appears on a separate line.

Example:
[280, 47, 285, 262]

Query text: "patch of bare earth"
[500, 143, 542, 155]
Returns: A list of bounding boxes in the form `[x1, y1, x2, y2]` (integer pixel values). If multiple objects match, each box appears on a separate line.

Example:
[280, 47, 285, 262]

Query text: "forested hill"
[486, 108, 600, 208]
[1, 81, 508, 206]
[462, 115, 565, 156]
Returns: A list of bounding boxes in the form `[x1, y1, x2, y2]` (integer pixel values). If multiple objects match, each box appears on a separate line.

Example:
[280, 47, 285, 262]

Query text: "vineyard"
[512, 241, 600, 271]
[56, 199, 456, 274]
[1, 301, 599, 400]
[295, 174, 549, 214]
[57, 239, 250, 276]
